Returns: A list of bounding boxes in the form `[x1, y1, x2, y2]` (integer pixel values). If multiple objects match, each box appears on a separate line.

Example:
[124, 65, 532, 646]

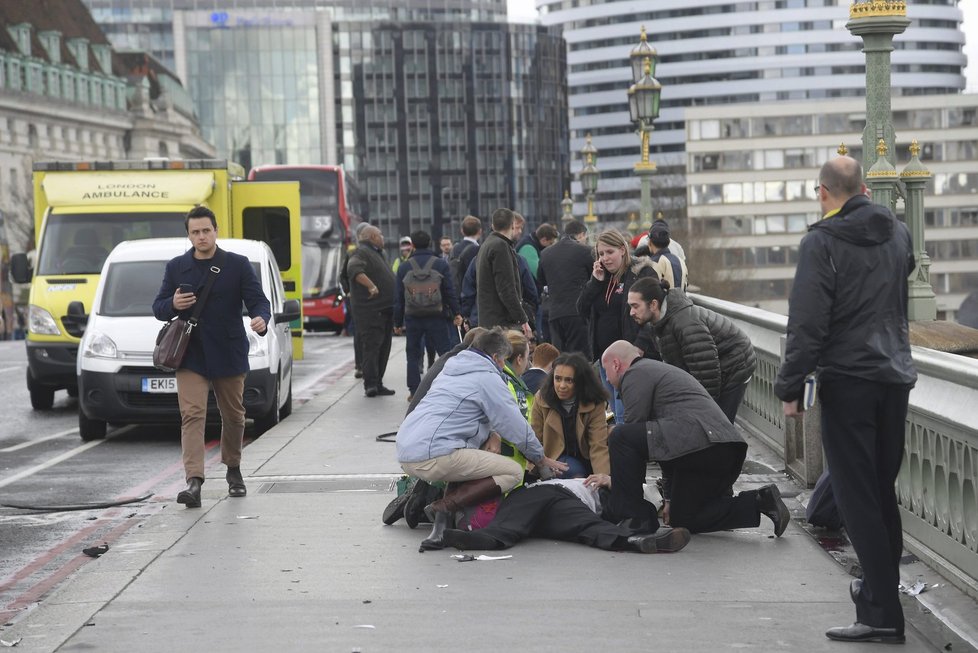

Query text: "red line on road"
[0, 440, 224, 621]
[0, 515, 142, 622]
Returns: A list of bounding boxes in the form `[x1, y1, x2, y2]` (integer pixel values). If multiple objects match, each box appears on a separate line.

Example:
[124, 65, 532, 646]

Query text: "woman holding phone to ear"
[576, 230, 658, 422]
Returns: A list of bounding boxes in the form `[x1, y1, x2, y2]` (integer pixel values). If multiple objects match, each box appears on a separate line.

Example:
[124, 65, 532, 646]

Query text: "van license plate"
[141, 377, 177, 393]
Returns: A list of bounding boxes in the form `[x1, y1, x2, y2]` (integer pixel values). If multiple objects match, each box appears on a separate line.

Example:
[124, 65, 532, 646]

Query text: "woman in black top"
[576, 230, 657, 421]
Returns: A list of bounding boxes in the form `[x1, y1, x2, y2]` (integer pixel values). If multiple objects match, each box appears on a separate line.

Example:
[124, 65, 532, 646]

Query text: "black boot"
[625, 526, 691, 553]
[177, 477, 203, 508]
[419, 511, 452, 552]
[227, 467, 247, 497]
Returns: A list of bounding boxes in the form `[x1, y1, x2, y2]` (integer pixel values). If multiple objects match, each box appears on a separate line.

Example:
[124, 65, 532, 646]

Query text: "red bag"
[153, 318, 194, 372]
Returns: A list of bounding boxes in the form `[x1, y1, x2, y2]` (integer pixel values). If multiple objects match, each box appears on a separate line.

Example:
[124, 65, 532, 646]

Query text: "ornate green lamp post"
[628, 27, 662, 229]
[847, 0, 935, 320]
[579, 134, 599, 225]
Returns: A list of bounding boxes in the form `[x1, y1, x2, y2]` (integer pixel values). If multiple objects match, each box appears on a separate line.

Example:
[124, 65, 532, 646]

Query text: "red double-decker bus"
[248, 165, 362, 333]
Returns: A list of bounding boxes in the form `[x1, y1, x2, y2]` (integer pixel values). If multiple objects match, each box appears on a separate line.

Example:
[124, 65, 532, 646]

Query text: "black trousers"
[715, 381, 749, 424]
[548, 315, 591, 359]
[609, 424, 759, 534]
[355, 308, 393, 390]
[477, 484, 632, 550]
[820, 379, 910, 631]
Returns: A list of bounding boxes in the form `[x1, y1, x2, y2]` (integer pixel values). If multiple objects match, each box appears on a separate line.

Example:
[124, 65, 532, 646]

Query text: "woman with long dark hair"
[531, 352, 610, 477]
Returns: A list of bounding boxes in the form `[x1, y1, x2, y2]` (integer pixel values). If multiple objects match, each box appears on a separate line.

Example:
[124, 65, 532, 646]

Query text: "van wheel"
[254, 380, 280, 435]
[79, 410, 107, 441]
[279, 381, 293, 420]
[27, 369, 55, 410]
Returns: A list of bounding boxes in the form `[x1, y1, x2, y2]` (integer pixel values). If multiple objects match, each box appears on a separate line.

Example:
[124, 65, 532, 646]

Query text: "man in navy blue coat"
[393, 230, 462, 400]
[153, 206, 271, 508]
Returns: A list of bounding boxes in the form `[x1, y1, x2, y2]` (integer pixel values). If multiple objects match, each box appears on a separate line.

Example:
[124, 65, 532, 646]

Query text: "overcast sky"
[507, 1, 978, 92]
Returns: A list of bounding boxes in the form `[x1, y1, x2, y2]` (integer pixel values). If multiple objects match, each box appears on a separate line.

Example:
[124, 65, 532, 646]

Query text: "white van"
[74, 238, 300, 441]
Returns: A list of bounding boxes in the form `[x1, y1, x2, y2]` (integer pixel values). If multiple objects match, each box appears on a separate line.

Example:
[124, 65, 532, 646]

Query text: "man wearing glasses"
[775, 156, 917, 644]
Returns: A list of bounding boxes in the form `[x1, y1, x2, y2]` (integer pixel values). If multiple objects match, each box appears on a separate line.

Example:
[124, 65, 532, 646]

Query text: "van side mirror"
[10, 253, 31, 283]
[274, 299, 301, 324]
[63, 301, 89, 336]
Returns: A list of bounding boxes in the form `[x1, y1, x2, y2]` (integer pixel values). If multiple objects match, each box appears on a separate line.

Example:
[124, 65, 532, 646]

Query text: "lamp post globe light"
[579, 133, 599, 225]
[561, 190, 574, 225]
[628, 26, 662, 229]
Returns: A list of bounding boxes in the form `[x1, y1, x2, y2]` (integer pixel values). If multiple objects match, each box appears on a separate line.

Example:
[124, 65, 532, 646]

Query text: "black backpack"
[403, 257, 444, 317]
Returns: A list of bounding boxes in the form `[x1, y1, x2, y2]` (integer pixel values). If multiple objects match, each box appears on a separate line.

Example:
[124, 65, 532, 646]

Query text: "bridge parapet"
[692, 293, 978, 599]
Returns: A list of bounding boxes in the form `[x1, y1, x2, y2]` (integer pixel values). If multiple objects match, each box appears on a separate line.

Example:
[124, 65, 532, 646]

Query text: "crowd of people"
[341, 202, 789, 558]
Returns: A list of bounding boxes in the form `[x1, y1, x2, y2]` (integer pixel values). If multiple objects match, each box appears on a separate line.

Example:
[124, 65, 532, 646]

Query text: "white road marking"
[0, 429, 78, 453]
[0, 365, 24, 374]
[0, 440, 104, 489]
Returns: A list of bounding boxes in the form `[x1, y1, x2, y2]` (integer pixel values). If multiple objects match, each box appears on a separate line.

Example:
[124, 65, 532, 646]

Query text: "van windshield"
[100, 261, 168, 317]
[100, 260, 264, 317]
[37, 212, 187, 276]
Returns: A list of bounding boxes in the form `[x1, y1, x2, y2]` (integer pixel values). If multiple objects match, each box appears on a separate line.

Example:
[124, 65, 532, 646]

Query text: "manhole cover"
[257, 475, 399, 494]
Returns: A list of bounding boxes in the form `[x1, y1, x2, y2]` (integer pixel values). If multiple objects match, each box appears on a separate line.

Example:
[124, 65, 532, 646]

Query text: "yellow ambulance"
[9, 159, 303, 410]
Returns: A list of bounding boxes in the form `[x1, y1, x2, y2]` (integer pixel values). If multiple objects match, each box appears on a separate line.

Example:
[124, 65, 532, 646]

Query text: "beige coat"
[530, 395, 610, 475]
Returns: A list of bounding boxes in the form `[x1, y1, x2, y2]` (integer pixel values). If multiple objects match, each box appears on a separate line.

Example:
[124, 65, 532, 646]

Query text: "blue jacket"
[392, 248, 461, 328]
[395, 349, 546, 464]
[152, 246, 270, 379]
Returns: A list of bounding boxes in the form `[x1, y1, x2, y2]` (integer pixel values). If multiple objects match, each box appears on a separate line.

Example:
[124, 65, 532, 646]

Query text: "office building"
[537, 0, 966, 229]
[684, 93, 978, 319]
[83, 1, 568, 238]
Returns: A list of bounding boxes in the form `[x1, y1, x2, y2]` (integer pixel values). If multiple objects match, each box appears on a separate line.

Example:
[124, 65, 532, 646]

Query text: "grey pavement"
[2, 338, 977, 652]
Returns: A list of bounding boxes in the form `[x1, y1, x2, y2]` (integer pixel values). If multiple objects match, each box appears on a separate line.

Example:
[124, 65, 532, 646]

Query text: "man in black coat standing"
[538, 220, 593, 357]
[347, 225, 397, 397]
[153, 206, 271, 507]
[775, 156, 917, 645]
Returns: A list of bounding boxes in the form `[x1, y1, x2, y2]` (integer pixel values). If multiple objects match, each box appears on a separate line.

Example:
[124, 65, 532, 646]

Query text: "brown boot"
[419, 478, 501, 552]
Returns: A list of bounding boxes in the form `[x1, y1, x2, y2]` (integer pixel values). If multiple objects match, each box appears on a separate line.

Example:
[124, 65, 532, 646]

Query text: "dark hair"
[630, 276, 670, 304]
[471, 327, 512, 360]
[539, 352, 608, 406]
[185, 205, 217, 231]
[461, 215, 482, 237]
[491, 207, 516, 232]
[536, 223, 559, 241]
[410, 230, 431, 250]
[564, 220, 586, 237]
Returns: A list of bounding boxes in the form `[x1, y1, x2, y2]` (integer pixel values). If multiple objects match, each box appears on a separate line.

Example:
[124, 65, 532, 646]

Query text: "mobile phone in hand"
[178, 283, 194, 295]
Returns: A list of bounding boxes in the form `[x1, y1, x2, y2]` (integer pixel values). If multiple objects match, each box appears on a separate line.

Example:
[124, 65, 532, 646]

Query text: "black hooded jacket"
[774, 194, 917, 403]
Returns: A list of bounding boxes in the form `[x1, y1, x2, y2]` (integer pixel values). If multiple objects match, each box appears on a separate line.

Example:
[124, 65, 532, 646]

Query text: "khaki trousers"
[176, 369, 246, 481]
[401, 448, 523, 493]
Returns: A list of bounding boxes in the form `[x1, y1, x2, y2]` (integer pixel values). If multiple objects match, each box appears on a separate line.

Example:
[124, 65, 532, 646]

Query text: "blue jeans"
[405, 315, 451, 394]
[598, 360, 624, 424]
[557, 454, 591, 479]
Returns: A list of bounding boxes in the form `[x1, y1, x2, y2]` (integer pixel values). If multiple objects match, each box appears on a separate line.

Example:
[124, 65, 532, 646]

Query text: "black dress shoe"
[850, 578, 862, 604]
[825, 623, 904, 644]
[365, 386, 378, 397]
[442, 528, 501, 551]
[177, 477, 203, 508]
[757, 484, 790, 537]
[354, 368, 363, 379]
[626, 526, 691, 553]
[227, 466, 247, 497]
[376, 385, 396, 396]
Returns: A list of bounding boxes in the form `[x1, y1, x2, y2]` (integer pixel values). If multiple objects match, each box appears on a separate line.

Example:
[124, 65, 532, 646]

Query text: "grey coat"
[619, 358, 743, 461]
[652, 289, 756, 399]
